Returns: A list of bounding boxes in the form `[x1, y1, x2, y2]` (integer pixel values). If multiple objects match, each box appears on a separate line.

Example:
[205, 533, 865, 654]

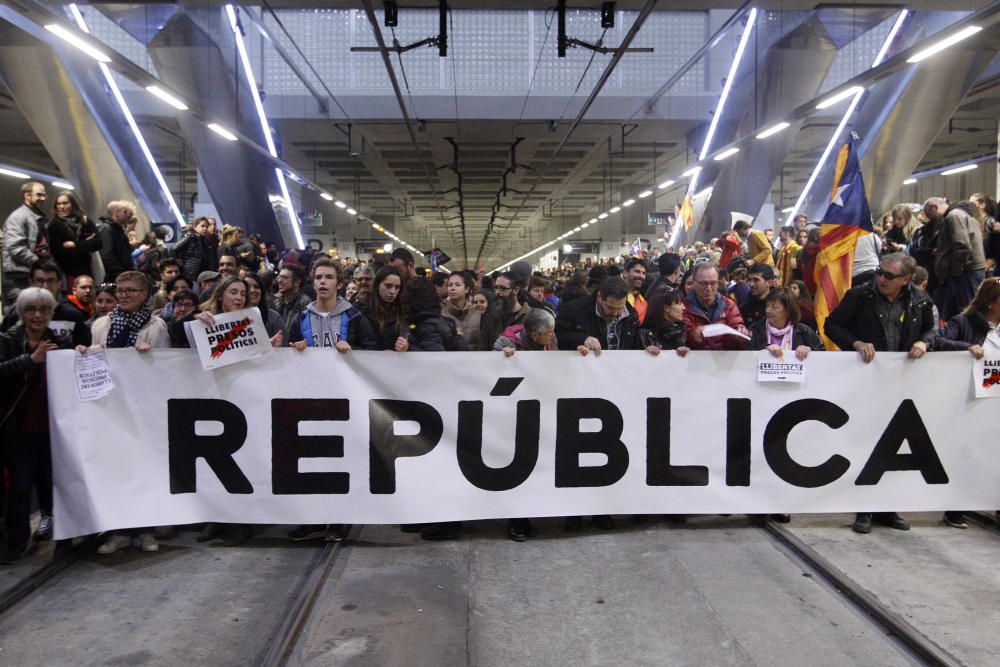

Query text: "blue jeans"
[944, 269, 985, 320]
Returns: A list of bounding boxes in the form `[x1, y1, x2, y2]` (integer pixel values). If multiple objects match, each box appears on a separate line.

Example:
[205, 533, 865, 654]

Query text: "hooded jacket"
[288, 299, 377, 349]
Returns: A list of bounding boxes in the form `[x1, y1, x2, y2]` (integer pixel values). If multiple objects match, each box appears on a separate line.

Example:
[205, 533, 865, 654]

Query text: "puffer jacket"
[2, 204, 45, 276]
[172, 229, 212, 283]
[682, 291, 748, 350]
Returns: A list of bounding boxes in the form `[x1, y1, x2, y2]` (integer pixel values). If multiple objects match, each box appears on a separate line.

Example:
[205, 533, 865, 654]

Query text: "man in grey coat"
[924, 197, 986, 319]
[2, 181, 50, 304]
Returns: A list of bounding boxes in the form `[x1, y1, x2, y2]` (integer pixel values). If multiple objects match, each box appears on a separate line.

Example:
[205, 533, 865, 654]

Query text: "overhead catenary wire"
[475, 0, 658, 269]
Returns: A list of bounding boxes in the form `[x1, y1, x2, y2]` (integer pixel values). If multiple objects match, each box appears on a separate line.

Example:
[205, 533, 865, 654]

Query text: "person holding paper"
[682, 263, 749, 350]
[748, 288, 823, 362]
[0, 288, 73, 563]
[933, 276, 1000, 529]
[83, 272, 169, 554]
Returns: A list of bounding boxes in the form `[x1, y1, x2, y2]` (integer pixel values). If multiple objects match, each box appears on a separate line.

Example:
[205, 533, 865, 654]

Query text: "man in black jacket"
[556, 278, 659, 355]
[98, 200, 136, 282]
[824, 253, 935, 535]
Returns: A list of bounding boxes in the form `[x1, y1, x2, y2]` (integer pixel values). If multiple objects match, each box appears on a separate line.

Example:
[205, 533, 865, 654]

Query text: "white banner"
[48, 350, 999, 539]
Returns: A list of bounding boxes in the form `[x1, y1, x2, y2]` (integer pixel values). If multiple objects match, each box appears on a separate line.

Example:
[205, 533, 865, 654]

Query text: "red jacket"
[683, 291, 748, 350]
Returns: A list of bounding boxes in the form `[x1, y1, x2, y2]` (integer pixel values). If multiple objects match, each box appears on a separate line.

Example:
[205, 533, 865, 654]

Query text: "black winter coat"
[824, 282, 936, 352]
[0, 326, 72, 435]
[172, 230, 212, 283]
[556, 293, 643, 351]
[640, 319, 687, 350]
[47, 215, 102, 278]
[404, 310, 466, 351]
[934, 311, 992, 351]
[97, 219, 133, 283]
[748, 320, 825, 351]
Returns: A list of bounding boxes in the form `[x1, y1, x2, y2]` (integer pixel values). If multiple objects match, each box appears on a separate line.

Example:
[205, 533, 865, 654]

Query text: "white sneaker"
[97, 534, 132, 555]
[138, 533, 159, 552]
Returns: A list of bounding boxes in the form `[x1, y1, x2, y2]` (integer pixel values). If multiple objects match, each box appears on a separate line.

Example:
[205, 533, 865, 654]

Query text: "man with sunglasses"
[824, 252, 936, 535]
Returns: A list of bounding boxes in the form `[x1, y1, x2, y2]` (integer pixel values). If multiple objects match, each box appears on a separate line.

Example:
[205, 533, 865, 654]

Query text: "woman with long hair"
[47, 190, 102, 287]
[884, 204, 921, 253]
[640, 289, 690, 355]
[441, 272, 482, 349]
[789, 279, 817, 329]
[366, 266, 406, 351]
[971, 193, 999, 275]
[243, 271, 285, 342]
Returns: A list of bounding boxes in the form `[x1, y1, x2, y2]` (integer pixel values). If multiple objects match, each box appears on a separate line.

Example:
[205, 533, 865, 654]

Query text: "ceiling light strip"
[784, 9, 908, 226]
[68, 4, 185, 229]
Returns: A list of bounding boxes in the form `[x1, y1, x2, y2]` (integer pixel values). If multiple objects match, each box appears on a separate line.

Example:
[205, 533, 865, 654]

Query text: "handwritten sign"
[189, 308, 269, 370]
[756, 350, 806, 384]
[973, 355, 1000, 398]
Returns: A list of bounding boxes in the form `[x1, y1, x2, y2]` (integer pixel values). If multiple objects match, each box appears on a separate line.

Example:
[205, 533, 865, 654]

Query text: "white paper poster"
[189, 307, 270, 370]
[756, 350, 806, 383]
[74, 348, 114, 401]
[973, 355, 1000, 398]
[702, 323, 750, 340]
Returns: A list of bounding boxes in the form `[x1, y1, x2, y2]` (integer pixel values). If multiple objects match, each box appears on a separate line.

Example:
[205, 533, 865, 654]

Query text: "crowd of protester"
[1, 179, 998, 560]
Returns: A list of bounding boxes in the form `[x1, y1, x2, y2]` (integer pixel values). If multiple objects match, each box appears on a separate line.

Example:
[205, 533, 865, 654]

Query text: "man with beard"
[622, 257, 648, 324]
[2, 181, 50, 303]
[494, 272, 531, 328]
[739, 263, 777, 328]
[66, 275, 96, 319]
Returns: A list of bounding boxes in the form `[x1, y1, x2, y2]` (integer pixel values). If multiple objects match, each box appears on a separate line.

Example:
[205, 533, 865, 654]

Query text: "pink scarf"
[766, 321, 793, 350]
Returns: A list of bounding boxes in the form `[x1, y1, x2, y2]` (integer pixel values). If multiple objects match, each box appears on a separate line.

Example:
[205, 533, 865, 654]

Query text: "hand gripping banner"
[47, 349, 999, 539]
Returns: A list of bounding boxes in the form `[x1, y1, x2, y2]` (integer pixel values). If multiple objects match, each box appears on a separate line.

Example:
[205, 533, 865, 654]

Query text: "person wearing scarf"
[79, 271, 169, 555]
[748, 287, 823, 361]
[89, 271, 169, 353]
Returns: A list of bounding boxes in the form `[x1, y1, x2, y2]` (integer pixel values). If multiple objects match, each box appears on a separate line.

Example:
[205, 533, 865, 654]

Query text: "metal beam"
[476, 0, 659, 268]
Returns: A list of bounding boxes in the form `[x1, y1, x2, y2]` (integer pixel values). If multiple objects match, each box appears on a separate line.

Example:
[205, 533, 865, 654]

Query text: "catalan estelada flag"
[629, 238, 642, 257]
[814, 134, 872, 349]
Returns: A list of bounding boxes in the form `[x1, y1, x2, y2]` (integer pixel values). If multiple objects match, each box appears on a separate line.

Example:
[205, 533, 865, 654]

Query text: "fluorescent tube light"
[145, 85, 188, 111]
[907, 26, 982, 63]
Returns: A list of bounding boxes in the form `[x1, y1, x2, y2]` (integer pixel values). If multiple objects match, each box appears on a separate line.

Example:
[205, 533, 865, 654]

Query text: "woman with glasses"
[0, 288, 73, 563]
[83, 272, 169, 554]
[47, 190, 102, 288]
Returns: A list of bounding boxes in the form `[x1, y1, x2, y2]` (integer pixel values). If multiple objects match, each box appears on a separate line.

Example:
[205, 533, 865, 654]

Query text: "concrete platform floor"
[0, 515, 995, 666]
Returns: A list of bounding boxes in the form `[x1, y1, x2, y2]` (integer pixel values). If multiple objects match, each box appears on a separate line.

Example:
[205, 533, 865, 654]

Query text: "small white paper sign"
[75, 348, 114, 401]
[702, 323, 751, 340]
[973, 355, 1000, 398]
[190, 308, 270, 370]
[757, 350, 806, 384]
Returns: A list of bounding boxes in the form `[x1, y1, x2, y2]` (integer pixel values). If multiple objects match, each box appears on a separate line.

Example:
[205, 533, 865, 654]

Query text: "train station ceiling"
[0, 1, 997, 269]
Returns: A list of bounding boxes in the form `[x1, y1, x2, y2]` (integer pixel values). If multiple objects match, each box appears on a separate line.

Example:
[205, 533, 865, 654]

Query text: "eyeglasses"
[495, 285, 513, 294]
[875, 267, 905, 281]
[695, 280, 719, 288]
[23, 306, 53, 315]
[116, 287, 145, 296]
